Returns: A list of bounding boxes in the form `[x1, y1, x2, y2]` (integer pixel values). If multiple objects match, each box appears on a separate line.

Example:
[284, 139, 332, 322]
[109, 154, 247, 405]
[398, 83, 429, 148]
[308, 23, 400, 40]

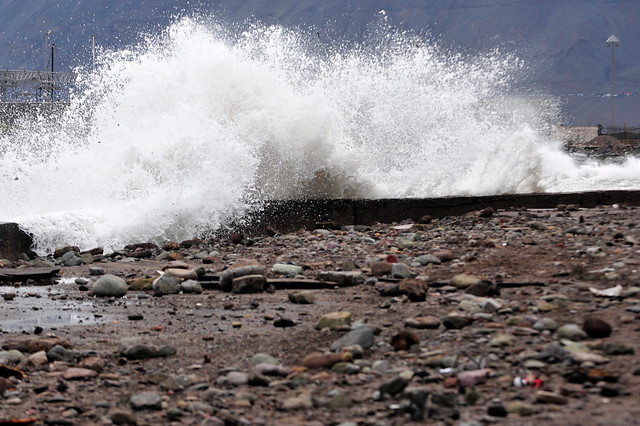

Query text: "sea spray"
[1, 16, 639, 255]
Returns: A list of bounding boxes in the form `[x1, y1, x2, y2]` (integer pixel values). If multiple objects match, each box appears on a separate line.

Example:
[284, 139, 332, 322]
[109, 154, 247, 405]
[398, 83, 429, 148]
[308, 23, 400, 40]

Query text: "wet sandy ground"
[1, 204, 640, 425]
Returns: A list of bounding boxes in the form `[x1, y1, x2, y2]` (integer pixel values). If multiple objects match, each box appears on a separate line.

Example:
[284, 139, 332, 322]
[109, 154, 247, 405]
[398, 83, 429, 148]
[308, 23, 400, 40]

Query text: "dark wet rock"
[219, 265, 265, 292]
[402, 387, 459, 421]
[487, 402, 508, 417]
[465, 280, 499, 297]
[540, 343, 571, 362]
[54, 246, 79, 258]
[535, 390, 568, 404]
[47, 345, 76, 362]
[109, 411, 138, 425]
[330, 327, 374, 351]
[479, 207, 494, 217]
[273, 317, 295, 327]
[61, 251, 83, 266]
[232, 274, 266, 293]
[130, 392, 162, 411]
[375, 282, 401, 296]
[592, 342, 634, 355]
[92, 274, 128, 297]
[582, 317, 612, 338]
[442, 314, 473, 330]
[379, 374, 410, 396]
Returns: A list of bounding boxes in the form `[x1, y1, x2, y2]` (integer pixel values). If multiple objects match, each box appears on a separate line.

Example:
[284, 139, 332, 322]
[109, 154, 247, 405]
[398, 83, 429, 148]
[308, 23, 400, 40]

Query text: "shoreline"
[1, 203, 640, 424]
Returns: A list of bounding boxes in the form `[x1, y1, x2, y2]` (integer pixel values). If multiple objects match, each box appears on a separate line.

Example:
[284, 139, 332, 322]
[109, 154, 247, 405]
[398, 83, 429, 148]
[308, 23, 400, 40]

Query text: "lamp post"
[44, 29, 51, 70]
[606, 34, 620, 128]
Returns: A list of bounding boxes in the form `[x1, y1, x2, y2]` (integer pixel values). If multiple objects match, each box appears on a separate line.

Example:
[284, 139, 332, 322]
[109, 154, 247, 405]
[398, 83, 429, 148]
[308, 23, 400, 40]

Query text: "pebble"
[92, 274, 128, 297]
[316, 311, 351, 330]
[226, 371, 249, 386]
[582, 316, 612, 338]
[219, 265, 265, 292]
[118, 337, 177, 359]
[450, 274, 481, 289]
[442, 314, 473, 330]
[457, 369, 490, 387]
[390, 329, 419, 350]
[288, 290, 316, 304]
[180, 279, 203, 293]
[302, 352, 351, 369]
[153, 273, 182, 295]
[414, 254, 441, 265]
[534, 390, 568, 405]
[330, 326, 374, 351]
[63, 367, 98, 380]
[61, 251, 83, 266]
[232, 274, 266, 293]
[404, 316, 441, 329]
[272, 263, 303, 276]
[130, 392, 163, 410]
[533, 317, 558, 331]
[391, 263, 412, 278]
[556, 324, 588, 341]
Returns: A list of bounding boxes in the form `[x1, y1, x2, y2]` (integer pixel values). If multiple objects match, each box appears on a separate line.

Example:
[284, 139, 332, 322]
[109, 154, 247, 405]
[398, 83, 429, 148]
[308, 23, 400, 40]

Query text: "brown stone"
[582, 317, 612, 338]
[302, 352, 351, 369]
[391, 329, 419, 351]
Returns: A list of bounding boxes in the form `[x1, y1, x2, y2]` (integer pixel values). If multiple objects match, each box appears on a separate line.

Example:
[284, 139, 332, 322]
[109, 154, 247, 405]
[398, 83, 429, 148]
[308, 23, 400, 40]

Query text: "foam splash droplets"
[1, 16, 639, 254]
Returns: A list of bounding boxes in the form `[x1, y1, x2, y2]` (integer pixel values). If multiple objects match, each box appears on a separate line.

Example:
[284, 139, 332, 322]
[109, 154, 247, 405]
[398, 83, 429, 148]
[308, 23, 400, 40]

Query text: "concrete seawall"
[246, 190, 640, 233]
[2, 190, 640, 259]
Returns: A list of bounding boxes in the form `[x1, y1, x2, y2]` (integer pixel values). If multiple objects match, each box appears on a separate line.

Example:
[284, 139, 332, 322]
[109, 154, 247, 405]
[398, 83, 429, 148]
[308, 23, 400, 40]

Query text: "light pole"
[606, 34, 620, 128]
[44, 29, 51, 70]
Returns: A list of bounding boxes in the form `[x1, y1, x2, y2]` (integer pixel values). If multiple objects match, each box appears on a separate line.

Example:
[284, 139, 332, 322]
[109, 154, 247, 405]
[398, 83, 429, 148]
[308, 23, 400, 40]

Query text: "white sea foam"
[1, 16, 639, 254]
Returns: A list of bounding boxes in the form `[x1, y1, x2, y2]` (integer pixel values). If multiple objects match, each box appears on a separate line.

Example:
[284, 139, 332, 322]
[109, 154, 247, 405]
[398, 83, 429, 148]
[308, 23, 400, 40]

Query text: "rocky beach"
[1, 202, 640, 425]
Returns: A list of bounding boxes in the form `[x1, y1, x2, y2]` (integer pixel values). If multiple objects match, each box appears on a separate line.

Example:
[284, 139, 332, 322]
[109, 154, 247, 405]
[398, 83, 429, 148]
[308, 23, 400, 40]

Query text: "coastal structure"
[0, 69, 76, 127]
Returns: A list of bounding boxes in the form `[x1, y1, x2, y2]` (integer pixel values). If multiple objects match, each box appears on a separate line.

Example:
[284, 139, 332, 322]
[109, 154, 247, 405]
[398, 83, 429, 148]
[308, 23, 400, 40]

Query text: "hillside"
[0, 0, 638, 125]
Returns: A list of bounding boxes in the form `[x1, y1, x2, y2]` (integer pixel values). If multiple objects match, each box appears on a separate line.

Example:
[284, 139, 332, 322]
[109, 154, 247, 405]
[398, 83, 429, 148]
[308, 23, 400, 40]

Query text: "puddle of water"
[0, 283, 110, 333]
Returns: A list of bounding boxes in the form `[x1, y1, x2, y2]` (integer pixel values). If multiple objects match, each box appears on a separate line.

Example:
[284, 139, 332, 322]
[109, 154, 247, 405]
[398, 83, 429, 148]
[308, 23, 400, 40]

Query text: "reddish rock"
[398, 278, 428, 302]
[457, 369, 491, 387]
[63, 367, 98, 380]
[370, 261, 393, 276]
[302, 352, 351, 369]
[391, 329, 419, 351]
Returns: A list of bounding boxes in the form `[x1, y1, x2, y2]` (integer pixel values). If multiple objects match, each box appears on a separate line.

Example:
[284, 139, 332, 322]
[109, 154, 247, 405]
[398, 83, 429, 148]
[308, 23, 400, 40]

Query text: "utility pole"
[50, 44, 55, 101]
[606, 35, 620, 128]
[92, 35, 96, 73]
[44, 29, 51, 70]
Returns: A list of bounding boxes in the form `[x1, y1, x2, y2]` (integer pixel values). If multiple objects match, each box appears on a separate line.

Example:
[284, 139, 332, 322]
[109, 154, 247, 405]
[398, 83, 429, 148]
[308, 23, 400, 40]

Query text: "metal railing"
[0, 69, 77, 102]
[600, 126, 640, 141]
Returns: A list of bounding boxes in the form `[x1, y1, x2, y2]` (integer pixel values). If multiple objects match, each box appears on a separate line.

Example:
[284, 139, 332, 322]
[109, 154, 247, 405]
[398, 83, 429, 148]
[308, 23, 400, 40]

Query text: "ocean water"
[1, 17, 640, 255]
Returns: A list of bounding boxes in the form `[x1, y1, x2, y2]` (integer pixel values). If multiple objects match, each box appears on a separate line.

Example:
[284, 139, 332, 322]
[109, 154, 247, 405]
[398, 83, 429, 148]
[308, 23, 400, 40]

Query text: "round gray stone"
[92, 274, 128, 297]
